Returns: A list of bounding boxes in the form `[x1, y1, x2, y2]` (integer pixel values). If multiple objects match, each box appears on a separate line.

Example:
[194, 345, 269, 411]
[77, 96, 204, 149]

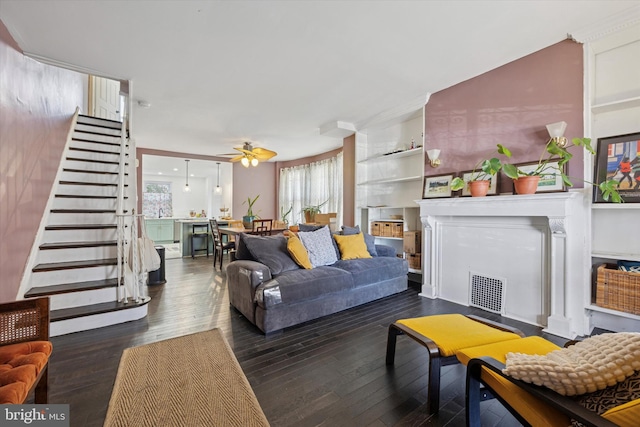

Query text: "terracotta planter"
[468, 180, 490, 197]
[513, 176, 541, 195]
[304, 211, 316, 224]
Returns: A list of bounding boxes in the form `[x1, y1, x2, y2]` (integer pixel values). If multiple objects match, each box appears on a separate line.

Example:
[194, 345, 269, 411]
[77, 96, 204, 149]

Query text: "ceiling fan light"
[241, 156, 250, 168]
[251, 158, 259, 167]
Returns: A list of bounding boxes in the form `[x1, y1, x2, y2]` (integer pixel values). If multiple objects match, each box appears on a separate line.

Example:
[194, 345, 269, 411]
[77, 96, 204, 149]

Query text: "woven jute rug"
[103, 329, 270, 426]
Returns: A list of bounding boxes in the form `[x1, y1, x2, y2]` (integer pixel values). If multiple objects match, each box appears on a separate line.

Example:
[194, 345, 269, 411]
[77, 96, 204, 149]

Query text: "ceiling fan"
[220, 142, 277, 167]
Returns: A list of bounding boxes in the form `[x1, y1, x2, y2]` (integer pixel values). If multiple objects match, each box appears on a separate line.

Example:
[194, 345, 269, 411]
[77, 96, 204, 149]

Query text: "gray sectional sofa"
[226, 229, 409, 333]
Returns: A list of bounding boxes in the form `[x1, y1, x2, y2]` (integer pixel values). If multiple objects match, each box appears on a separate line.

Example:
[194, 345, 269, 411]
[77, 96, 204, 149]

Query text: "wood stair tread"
[78, 114, 123, 127]
[45, 224, 117, 230]
[55, 194, 126, 199]
[73, 129, 121, 138]
[51, 209, 117, 214]
[40, 240, 117, 250]
[71, 137, 122, 147]
[66, 156, 127, 166]
[24, 278, 118, 297]
[63, 168, 122, 175]
[69, 146, 120, 155]
[59, 180, 126, 187]
[33, 258, 118, 272]
[50, 298, 150, 322]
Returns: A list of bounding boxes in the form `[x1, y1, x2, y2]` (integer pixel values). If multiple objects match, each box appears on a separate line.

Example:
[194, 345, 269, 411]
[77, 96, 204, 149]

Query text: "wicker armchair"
[0, 297, 52, 404]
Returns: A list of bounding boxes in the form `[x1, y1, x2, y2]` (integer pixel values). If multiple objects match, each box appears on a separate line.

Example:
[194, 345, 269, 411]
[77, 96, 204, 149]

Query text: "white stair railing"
[116, 212, 148, 303]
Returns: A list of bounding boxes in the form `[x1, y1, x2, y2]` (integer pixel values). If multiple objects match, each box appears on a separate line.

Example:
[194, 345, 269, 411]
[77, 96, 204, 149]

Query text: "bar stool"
[191, 223, 209, 258]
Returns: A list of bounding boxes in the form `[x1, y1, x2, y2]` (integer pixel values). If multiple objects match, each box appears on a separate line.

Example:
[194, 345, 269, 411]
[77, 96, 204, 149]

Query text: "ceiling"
[1, 1, 637, 161]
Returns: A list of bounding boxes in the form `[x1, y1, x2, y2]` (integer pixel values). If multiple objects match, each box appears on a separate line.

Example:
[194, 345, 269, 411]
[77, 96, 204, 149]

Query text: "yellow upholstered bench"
[385, 313, 524, 414]
[0, 298, 52, 404]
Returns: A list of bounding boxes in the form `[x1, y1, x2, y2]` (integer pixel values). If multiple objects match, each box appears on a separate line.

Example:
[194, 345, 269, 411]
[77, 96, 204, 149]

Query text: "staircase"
[23, 114, 149, 336]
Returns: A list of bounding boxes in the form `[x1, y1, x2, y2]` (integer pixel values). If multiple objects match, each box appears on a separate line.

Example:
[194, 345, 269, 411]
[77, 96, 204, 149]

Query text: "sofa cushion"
[503, 332, 640, 396]
[235, 233, 255, 261]
[333, 233, 372, 260]
[0, 341, 52, 404]
[297, 226, 338, 268]
[241, 233, 300, 275]
[256, 266, 354, 308]
[287, 234, 312, 269]
[341, 225, 377, 256]
[332, 256, 407, 287]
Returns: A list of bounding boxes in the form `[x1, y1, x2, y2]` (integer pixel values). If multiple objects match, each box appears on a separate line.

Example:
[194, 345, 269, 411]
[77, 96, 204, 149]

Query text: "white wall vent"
[469, 273, 505, 314]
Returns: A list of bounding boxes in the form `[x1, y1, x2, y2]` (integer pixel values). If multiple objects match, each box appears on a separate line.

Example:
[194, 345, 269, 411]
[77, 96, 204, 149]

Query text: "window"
[279, 153, 343, 227]
[142, 181, 172, 218]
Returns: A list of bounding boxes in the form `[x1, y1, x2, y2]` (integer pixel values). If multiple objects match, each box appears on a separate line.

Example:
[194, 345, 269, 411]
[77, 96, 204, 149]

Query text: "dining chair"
[210, 219, 235, 269]
[251, 219, 273, 236]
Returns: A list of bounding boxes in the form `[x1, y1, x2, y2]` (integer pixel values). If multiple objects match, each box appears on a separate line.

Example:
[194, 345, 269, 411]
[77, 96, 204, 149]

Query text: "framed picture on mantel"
[593, 132, 640, 203]
[422, 174, 454, 199]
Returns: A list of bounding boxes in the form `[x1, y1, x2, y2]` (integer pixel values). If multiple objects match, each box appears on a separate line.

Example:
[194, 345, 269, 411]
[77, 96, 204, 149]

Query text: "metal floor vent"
[469, 274, 504, 314]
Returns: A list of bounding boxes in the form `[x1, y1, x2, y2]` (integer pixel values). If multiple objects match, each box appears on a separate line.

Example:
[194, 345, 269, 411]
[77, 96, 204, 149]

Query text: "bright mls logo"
[2, 405, 69, 426]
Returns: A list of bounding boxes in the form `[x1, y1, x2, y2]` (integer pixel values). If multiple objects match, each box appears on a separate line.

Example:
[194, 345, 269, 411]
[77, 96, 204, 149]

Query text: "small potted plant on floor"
[242, 195, 260, 228]
[450, 157, 504, 197]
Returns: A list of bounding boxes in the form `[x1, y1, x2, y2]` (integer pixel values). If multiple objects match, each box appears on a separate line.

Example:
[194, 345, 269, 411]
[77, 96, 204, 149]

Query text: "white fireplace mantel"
[416, 191, 589, 338]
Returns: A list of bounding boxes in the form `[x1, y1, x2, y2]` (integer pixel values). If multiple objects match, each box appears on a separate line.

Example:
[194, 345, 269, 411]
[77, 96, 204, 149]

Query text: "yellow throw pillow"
[287, 234, 312, 269]
[333, 233, 372, 260]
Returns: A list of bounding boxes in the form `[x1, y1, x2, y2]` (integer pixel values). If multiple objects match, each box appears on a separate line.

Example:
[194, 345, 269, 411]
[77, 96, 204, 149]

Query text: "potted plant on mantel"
[301, 199, 329, 223]
[497, 138, 621, 202]
[450, 157, 504, 197]
[242, 195, 260, 228]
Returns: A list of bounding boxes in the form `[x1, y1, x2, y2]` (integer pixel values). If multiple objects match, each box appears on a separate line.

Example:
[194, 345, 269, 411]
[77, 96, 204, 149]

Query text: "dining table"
[217, 226, 288, 237]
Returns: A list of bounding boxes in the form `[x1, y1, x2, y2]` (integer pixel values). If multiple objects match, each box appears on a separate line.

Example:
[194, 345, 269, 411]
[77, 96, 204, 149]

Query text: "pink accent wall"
[425, 40, 584, 191]
[233, 162, 277, 221]
[342, 135, 356, 226]
[0, 20, 85, 302]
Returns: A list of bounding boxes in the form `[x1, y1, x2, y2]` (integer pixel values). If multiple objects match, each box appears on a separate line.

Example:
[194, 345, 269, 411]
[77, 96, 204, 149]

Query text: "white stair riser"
[49, 212, 117, 224]
[70, 140, 121, 154]
[67, 150, 121, 163]
[65, 159, 119, 173]
[75, 124, 121, 137]
[49, 287, 118, 310]
[76, 116, 120, 128]
[60, 170, 119, 184]
[52, 197, 117, 210]
[72, 131, 120, 145]
[56, 185, 119, 197]
[30, 265, 117, 287]
[50, 304, 147, 337]
[38, 246, 117, 264]
[43, 228, 117, 242]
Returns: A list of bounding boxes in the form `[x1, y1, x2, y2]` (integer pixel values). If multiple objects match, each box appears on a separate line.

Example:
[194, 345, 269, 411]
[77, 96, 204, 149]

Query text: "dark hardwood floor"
[47, 255, 568, 427]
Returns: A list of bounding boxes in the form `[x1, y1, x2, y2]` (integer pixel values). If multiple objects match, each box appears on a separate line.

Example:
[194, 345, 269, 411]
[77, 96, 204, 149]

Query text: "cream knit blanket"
[503, 332, 640, 396]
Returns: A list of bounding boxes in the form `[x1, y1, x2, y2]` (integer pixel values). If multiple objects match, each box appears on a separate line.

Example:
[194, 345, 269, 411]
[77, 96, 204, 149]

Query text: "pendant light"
[214, 162, 222, 194]
[183, 159, 191, 193]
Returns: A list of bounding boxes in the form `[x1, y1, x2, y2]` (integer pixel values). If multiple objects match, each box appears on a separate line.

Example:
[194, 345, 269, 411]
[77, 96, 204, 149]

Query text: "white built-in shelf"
[372, 236, 403, 241]
[358, 147, 423, 163]
[586, 304, 640, 321]
[358, 175, 422, 186]
[592, 203, 640, 210]
[591, 96, 640, 114]
[408, 268, 422, 274]
[592, 252, 640, 262]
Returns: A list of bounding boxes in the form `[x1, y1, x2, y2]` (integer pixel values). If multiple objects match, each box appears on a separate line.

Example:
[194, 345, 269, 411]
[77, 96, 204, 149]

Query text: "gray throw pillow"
[297, 226, 338, 267]
[241, 234, 299, 275]
[342, 225, 377, 256]
[234, 233, 255, 261]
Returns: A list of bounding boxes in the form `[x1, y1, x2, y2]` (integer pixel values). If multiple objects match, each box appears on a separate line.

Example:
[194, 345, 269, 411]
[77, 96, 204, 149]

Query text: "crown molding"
[23, 51, 126, 82]
[569, 5, 640, 43]
[356, 93, 429, 131]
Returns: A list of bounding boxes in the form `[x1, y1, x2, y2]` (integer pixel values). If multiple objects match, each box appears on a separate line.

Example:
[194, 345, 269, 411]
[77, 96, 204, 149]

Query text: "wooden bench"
[0, 297, 52, 404]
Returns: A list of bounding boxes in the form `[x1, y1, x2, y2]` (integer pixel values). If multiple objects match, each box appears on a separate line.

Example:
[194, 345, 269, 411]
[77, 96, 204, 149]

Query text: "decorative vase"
[513, 176, 541, 195]
[242, 215, 255, 229]
[468, 180, 490, 197]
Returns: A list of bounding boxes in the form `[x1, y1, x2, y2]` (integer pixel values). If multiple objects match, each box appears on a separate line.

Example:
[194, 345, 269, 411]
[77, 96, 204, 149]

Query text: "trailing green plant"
[497, 138, 621, 203]
[450, 157, 503, 191]
[243, 195, 260, 217]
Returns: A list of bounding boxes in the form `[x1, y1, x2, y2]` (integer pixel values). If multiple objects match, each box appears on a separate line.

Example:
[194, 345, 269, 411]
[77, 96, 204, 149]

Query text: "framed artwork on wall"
[593, 132, 640, 203]
[422, 174, 454, 199]
[457, 170, 500, 196]
[513, 160, 566, 193]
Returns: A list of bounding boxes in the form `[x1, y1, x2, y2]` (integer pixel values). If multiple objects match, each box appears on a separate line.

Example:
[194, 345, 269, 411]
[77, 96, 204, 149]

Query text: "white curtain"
[279, 152, 343, 228]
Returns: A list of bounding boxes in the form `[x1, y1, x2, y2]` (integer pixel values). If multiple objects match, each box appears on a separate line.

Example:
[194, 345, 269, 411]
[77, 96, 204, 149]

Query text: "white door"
[90, 76, 121, 121]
